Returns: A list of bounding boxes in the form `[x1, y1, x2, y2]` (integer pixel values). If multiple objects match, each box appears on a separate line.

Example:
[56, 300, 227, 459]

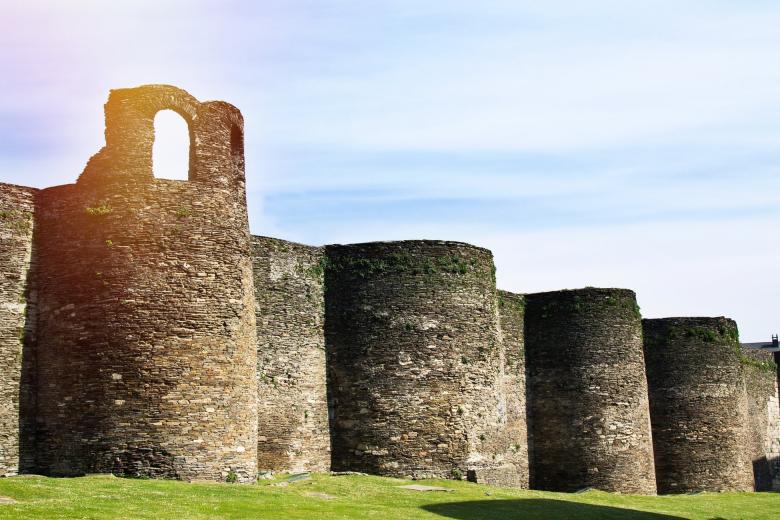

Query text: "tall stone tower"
[524, 288, 657, 494]
[325, 240, 525, 486]
[31, 85, 258, 481]
[643, 317, 754, 493]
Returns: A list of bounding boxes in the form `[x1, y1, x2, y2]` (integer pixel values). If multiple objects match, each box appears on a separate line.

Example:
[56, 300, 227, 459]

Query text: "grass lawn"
[0, 473, 775, 519]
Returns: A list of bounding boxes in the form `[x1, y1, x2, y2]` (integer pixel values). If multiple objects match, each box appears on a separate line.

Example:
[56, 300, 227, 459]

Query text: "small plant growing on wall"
[0, 209, 33, 233]
[85, 200, 112, 216]
[226, 471, 238, 483]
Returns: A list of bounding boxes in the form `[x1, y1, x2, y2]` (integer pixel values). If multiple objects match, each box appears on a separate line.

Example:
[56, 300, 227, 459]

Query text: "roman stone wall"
[324, 241, 523, 486]
[252, 236, 330, 473]
[31, 85, 258, 482]
[643, 317, 754, 494]
[524, 288, 656, 495]
[0, 183, 37, 476]
[496, 290, 529, 489]
[741, 348, 780, 491]
[4, 83, 779, 492]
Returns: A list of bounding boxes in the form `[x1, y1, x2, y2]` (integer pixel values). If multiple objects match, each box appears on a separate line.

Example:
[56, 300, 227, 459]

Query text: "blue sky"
[1, 1, 778, 340]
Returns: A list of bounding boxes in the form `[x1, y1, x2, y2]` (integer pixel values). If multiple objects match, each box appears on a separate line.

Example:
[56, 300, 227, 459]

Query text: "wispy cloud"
[0, 1, 777, 339]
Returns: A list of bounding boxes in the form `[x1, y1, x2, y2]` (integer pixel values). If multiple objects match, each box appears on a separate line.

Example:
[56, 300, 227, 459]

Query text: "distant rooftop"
[742, 334, 779, 353]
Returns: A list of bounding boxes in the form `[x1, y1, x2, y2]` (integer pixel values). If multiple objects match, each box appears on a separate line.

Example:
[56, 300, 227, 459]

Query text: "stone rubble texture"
[13, 85, 258, 482]
[252, 236, 330, 473]
[495, 290, 530, 489]
[524, 288, 657, 495]
[740, 348, 780, 491]
[0, 84, 777, 493]
[0, 184, 36, 476]
[643, 318, 755, 493]
[324, 241, 523, 486]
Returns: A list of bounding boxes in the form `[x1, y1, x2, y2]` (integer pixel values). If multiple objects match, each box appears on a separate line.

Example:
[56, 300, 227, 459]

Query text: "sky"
[1, 1, 778, 340]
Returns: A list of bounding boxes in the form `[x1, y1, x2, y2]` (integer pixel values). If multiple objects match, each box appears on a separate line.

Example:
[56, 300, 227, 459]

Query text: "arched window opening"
[230, 125, 245, 173]
[152, 110, 190, 180]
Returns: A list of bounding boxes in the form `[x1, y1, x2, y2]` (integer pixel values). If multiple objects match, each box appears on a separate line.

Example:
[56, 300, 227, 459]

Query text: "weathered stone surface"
[325, 241, 522, 485]
[643, 317, 753, 493]
[495, 290, 529, 489]
[525, 288, 656, 495]
[0, 83, 776, 493]
[252, 236, 331, 473]
[31, 85, 258, 482]
[741, 348, 780, 491]
[0, 183, 37, 476]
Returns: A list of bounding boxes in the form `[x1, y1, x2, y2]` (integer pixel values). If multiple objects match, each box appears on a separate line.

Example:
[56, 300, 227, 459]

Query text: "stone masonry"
[16, 85, 258, 482]
[252, 236, 330, 473]
[324, 241, 524, 486]
[524, 288, 657, 494]
[0, 84, 777, 493]
[496, 291, 530, 489]
[643, 318, 754, 493]
[741, 348, 780, 491]
[0, 185, 36, 476]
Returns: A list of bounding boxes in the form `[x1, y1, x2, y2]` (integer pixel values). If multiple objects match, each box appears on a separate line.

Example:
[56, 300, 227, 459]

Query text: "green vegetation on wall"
[84, 201, 113, 216]
[0, 209, 33, 233]
[537, 291, 640, 320]
[325, 251, 490, 279]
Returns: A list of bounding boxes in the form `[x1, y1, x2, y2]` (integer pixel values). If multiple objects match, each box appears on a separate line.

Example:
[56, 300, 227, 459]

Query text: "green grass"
[0, 474, 775, 519]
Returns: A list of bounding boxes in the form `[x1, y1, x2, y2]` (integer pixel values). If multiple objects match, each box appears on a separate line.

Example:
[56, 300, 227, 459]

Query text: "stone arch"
[79, 85, 201, 184]
[77, 85, 248, 193]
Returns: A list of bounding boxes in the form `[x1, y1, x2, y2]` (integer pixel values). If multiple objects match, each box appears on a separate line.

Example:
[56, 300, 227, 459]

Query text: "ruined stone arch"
[78, 85, 249, 186]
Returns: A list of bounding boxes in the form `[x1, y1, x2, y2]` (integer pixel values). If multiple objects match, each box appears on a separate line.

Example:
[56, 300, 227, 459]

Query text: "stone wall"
[31, 85, 258, 482]
[325, 241, 523, 486]
[643, 317, 754, 493]
[496, 290, 529, 489]
[741, 348, 780, 491]
[524, 288, 656, 494]
[0, 183, 37, 476]
[252, 236, 330, 473]
[2, 83, 778, 491]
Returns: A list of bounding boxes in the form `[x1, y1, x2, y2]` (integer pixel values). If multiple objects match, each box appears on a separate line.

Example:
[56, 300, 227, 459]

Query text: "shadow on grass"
[422, 499, 684, 520]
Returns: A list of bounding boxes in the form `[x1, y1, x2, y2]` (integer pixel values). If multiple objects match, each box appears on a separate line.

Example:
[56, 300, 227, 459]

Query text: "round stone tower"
[524, 288, 656, 494]
[643, 317, 753, 493]
[325, 241, 524, 486]
[32, 85, 258, 481]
